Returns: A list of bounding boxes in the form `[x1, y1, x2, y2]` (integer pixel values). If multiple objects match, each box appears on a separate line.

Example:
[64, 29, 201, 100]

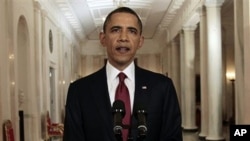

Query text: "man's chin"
[113, 59, 133, 69]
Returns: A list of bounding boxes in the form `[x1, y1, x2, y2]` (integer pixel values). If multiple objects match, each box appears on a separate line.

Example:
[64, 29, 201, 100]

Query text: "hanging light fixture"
[113, 0, 130, 7]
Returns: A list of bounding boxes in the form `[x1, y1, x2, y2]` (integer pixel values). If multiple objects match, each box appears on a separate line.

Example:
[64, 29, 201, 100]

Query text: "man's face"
[99, 12, 144, 70]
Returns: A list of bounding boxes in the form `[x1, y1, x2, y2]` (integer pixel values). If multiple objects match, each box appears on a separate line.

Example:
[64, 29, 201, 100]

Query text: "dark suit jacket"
[63, 65, 182, 141]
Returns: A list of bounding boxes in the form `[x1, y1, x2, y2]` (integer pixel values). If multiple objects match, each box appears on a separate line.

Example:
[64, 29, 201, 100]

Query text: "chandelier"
[113, 0, 130, 7]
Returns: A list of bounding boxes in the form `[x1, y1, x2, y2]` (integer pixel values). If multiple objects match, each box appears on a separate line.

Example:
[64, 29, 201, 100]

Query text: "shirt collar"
[106, 61, 135, 82]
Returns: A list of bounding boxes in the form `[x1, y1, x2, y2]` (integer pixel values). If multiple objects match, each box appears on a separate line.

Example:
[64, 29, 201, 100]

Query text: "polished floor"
[183, 124, 230, 141]
[48, 125, 230, 141]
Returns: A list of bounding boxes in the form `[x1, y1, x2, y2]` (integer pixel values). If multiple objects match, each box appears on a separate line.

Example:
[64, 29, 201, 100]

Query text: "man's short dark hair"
[102, 7, 143, 35]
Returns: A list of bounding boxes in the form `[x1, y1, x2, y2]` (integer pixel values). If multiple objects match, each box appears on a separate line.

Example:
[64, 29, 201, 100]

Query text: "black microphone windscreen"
[134, 104, 144, 111]
[134, 103, 148, 138]
[112, 100, 125, 117]
[113, 100, 125, 109]
[134, 104, 147, 118]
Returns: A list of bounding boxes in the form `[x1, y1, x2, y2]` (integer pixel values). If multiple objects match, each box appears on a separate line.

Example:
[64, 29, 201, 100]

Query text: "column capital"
[183, 25, 197, 31]
[196, 6, 206, 16]
[41, 9, 48, 19]
[33, 1, 42, 10]
[205, 0, 225, 7]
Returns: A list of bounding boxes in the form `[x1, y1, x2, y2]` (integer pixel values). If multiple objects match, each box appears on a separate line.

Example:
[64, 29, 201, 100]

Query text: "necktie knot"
[118, 72, 127, 82]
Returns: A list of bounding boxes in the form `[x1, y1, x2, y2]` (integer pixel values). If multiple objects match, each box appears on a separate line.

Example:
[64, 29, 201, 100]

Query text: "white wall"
[81, 39, 164, 76]
[0, 0, 81, 140]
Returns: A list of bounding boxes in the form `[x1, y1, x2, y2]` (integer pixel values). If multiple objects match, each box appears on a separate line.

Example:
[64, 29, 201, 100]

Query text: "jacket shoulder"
[71, 67, 106, 86]
[136, 66, 171, 81]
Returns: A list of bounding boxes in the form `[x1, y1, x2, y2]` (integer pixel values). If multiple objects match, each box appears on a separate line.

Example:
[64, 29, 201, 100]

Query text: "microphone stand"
[136, 127, 146, 141]
[115, 134, 122, 141]
[127, 127, 133, 141]
[136, 134, 146, 141]
[125, 125, 147, 141]
[114, 127, 122, 141]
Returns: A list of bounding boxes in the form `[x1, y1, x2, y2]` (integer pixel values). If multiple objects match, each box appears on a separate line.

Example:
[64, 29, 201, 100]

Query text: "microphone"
[112, 100, 125, 138]
[134, 104, 147, 139]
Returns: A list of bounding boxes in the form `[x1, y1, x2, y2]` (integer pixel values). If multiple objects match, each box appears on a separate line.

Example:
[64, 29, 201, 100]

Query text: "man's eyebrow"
[110, 26, 138, 31]
[110, 26, 122, 30]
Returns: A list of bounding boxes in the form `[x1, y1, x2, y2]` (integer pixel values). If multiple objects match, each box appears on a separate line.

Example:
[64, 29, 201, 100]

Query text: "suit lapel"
[90, 67, 115, 141]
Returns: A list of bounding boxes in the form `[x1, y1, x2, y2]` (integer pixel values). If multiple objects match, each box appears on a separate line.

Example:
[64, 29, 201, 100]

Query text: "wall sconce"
[226, 71, 236, 124]
[9, 54, 15, 60]
[226, 72, 235, 81]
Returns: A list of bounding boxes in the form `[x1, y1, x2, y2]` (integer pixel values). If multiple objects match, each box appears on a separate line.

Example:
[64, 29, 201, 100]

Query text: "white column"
[34, 2, 44, 139]
[57, 29, 65, 119]
[167, 44, 172, 77]
[179, 31, 185, 128]
[34, 1, 43, 115]
[205, 0, 225, 140]
[41, 9, 50, 112]
[0, 0, 11, 125]
[171, 40, 181, 102]
[242, 0, 250, 123]
[234, 0, 250, 124]
[198, 6, 208, 139]
[182, 26, 198, 131]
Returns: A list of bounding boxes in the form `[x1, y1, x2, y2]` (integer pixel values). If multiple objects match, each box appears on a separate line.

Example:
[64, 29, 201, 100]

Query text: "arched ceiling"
[54, 0, 234, 43]
[55, 0, 186, 41]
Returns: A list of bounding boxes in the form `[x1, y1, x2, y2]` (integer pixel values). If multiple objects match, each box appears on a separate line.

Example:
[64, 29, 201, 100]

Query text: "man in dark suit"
[63, 7, 182, 141]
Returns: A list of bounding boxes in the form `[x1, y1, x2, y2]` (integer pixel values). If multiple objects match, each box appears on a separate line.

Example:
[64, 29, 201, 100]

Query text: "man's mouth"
[116, 46, 130, 53]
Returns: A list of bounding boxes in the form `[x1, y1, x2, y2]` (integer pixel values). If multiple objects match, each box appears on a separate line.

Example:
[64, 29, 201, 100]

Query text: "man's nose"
[119, 31, 128, 41]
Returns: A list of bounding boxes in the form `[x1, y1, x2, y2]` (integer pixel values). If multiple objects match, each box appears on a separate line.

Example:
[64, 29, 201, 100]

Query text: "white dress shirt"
[106, 61, 135, 111]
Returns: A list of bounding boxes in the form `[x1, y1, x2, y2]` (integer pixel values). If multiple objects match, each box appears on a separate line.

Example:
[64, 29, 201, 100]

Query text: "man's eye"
[129, 29, 137, 34]
[111, 28, 120, 33]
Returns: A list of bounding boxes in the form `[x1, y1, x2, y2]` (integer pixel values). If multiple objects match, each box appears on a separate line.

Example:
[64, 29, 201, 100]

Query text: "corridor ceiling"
[55, 0, 186, 40]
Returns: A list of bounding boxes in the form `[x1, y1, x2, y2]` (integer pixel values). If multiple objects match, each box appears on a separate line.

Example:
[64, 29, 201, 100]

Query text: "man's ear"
[99, 32, 106, 47]
[138, 35, 144, 49]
